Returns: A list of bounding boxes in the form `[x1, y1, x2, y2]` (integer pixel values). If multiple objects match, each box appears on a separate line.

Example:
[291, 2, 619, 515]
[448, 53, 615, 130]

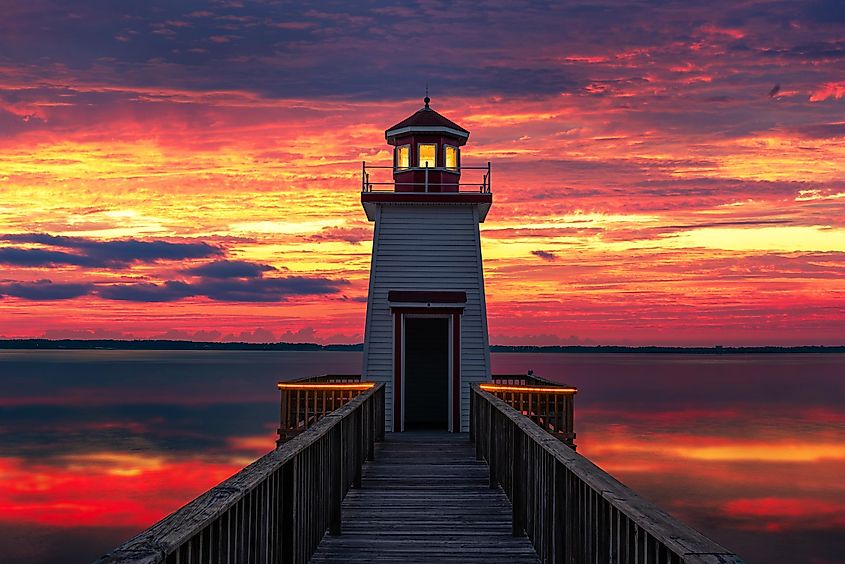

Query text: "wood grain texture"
[310, 432, 539, 564]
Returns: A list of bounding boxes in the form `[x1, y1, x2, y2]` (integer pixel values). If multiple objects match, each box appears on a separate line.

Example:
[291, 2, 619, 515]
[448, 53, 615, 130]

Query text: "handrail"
[96, 384, 386, 564]
[470, 385, 744, 564]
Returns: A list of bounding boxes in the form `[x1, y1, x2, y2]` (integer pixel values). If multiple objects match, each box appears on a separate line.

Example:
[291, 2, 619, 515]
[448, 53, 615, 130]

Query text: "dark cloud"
[601, 219, 795, 243]
[804, 0, 845, 23]
[185, 259, 276, 278]
[531, 250, 558, 262]
[96, 281, 196, 302]
[0, 247, 101, 268]
[307, 226, 371, 244]
[192, 276, 349, 302]
[0, 233, 223, 268]
[662, 219, 793, 230]
[96, 276, 348, 303]
[0, 275, 347, 303]
[0, 280, 93, 300]
[761, 41, 845, 60]
[786, 123, 845, 139]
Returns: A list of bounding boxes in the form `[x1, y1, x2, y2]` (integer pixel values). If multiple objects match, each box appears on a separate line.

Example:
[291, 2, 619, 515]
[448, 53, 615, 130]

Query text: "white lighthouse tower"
[361, 97, 492, 432]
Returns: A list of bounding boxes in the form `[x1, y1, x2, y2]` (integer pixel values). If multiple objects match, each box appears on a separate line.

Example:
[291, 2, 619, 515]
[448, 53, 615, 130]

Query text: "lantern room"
[385, 96, 469, 192]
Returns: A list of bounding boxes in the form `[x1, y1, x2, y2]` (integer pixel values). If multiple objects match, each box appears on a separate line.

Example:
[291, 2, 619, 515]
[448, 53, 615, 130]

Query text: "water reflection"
[0, 351, 843, 563]
[0, 350, 357, 563]
[492, 353, 845, 563]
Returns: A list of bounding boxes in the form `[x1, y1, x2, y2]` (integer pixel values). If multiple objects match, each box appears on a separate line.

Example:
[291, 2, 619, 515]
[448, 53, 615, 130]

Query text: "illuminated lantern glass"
[419, 144, 436, 168]
[445, 145, 457, 169]
[396, 145, 410, 169]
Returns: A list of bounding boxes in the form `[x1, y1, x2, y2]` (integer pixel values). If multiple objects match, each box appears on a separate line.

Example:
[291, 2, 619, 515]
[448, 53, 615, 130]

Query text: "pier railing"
[471, 385, 744, 564]
[277, 374, 374, 444]
[96, 383, 385, 564]
[483, 373, 577, 448]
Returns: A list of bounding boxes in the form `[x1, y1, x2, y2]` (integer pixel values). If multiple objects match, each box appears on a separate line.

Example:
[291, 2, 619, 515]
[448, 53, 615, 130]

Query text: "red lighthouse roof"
[385, 97, 469, 143]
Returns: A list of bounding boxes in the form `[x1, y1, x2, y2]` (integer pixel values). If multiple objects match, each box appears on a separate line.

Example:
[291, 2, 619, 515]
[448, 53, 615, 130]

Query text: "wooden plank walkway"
[310, 432, 540, 563]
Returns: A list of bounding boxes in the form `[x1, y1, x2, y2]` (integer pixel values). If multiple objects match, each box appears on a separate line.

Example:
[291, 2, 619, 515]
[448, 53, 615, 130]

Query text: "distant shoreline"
[0, 339, 843, 354]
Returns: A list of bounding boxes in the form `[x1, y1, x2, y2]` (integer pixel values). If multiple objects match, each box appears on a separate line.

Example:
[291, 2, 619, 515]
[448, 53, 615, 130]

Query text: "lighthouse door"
[403, 316, 450, 430]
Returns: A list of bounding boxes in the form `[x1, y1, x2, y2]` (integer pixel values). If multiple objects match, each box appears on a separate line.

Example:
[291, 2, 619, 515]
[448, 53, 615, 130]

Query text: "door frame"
[391, 307, 462, 432]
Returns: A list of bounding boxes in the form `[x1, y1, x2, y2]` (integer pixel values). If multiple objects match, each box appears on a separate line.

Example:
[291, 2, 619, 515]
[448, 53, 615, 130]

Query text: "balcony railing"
[361, 161, 492, 194]
[277, 374, 379, 445]
[481, 372, 577, 448]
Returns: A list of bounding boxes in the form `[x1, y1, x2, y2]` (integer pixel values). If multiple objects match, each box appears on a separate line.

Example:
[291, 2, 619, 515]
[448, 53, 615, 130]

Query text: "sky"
[1, 0, 844, 346]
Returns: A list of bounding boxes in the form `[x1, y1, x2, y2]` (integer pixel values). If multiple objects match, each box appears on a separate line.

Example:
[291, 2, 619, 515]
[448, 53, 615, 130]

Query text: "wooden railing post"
[469, 388, 475, 443]
[475, 390, 484, 461]
[378, 386, 386, 441]
[366, 395, 375, 461]
[329, 424, 342, 536]
[279, 388, 289, 445]
[281, 460, 295, 563]
[512, 426, 525, 536]
[488, 405, 497, 488]
[353, 410, 363, 489]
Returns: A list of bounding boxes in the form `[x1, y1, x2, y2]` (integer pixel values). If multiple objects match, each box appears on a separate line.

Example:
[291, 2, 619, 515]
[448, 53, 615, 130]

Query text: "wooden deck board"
[310, 432, 540, 564]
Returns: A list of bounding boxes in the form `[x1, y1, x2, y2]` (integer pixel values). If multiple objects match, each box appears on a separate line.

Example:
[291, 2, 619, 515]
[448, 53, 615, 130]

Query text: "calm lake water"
[0, 350, 843, 563]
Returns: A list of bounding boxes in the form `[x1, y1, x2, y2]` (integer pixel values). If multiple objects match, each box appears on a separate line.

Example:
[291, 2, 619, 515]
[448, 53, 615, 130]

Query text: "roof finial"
[424, 81, 430, 109]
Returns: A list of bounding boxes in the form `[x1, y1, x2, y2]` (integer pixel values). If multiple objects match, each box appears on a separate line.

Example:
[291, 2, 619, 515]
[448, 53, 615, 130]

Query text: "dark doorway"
[404, 317, 450, 430]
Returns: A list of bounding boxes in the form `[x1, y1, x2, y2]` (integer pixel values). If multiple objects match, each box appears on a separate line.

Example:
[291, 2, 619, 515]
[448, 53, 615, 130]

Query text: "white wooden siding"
[361, 203, 491, 431]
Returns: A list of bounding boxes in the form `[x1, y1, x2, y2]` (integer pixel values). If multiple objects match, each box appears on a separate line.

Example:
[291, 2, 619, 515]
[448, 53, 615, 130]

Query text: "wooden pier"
[310, 432, 539, 563]
[97, 375, 743, 564]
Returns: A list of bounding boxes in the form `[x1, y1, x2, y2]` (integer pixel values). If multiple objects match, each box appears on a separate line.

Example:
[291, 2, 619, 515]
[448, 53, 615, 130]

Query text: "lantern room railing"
[361, 161, 492, 193]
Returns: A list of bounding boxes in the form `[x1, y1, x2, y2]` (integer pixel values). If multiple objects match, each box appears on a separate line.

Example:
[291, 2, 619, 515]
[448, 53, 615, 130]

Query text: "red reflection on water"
[722, 498, 845, 532]
[0, 434, 275, 528]
[576, 407, 845, 536]
[0, 455, 240, 527]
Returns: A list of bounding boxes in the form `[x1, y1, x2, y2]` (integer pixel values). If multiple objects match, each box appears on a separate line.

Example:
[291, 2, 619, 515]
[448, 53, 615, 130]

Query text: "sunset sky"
[1, 0, 844, 345]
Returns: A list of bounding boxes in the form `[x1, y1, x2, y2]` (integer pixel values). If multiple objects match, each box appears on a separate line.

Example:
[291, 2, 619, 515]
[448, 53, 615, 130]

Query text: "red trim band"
[362, 193, 492, 205]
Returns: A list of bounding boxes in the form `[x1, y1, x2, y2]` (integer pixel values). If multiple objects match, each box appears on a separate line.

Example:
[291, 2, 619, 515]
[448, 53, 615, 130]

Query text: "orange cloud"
[810, 82, 845, 102]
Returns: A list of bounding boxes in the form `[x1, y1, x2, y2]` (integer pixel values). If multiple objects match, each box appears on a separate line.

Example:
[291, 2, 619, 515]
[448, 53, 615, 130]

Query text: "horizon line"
[0, 338, 843, 353]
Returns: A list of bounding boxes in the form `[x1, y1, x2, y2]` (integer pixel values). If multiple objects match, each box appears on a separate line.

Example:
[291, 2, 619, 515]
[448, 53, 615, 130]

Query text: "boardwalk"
[310, 432, 540, 563]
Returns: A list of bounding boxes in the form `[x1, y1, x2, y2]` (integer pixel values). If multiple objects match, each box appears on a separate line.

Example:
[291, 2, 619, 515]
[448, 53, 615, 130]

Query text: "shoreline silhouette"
[1, 339, 842, 354]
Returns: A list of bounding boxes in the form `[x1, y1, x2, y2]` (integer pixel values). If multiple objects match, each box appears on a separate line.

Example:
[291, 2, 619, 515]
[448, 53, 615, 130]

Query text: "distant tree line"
[0, 339, 842, 353]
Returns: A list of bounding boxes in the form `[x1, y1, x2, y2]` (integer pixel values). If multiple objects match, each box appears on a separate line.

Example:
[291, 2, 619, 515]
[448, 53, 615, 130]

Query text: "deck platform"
[310, 431, 540, 563]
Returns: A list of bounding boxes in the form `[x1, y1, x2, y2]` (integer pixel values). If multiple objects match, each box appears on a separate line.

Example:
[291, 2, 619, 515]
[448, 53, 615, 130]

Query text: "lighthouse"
[361, 97, 492, 432]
